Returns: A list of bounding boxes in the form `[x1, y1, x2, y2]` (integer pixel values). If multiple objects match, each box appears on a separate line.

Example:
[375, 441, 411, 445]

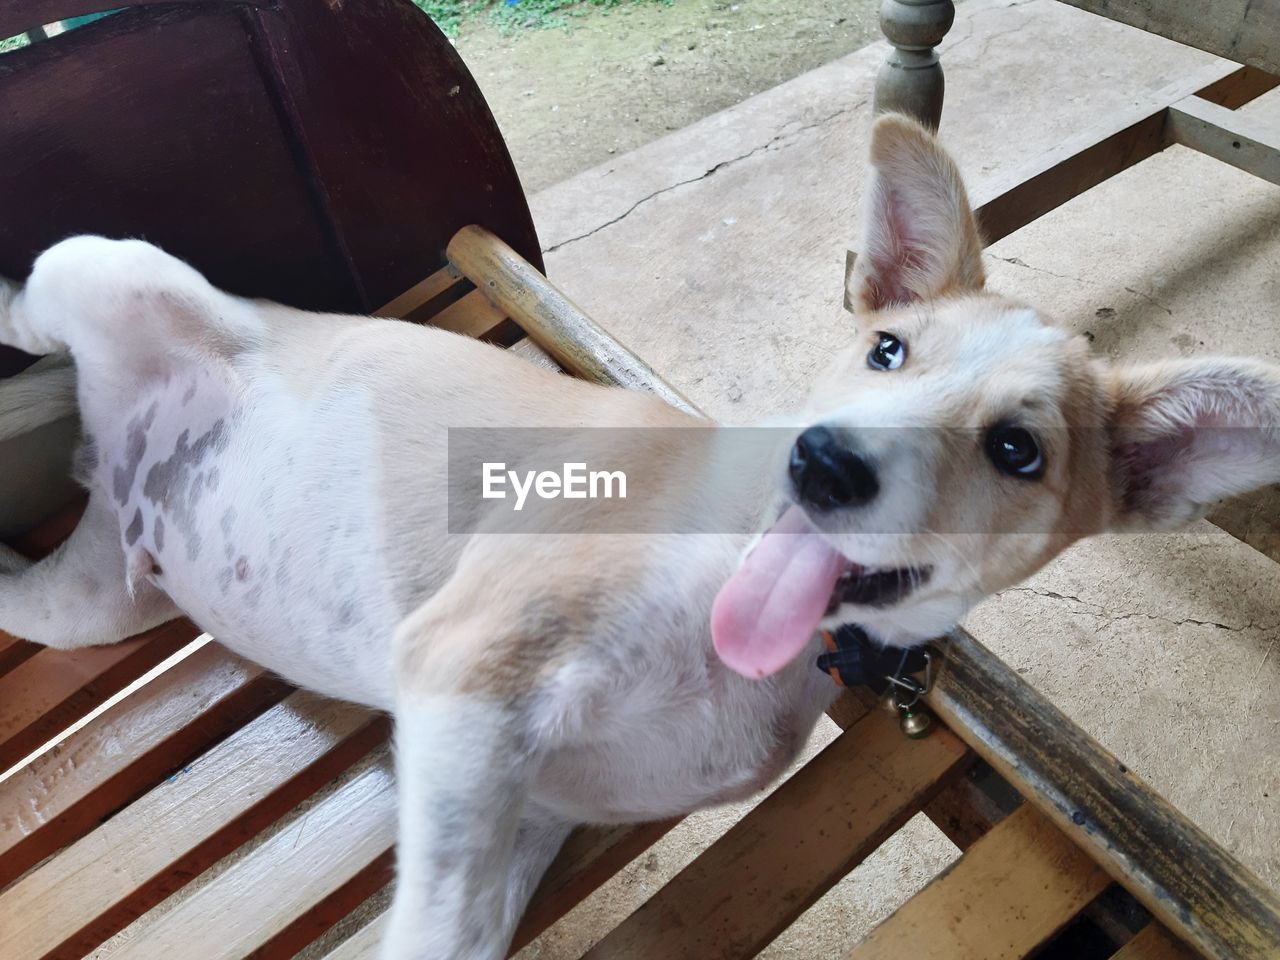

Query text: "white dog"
[2, 115, 1278, 959]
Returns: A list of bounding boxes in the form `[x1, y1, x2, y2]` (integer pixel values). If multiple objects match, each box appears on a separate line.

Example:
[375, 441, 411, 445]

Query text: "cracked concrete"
[993, 255, 1176, 316]
[999, 585, 1276, 633]
[543, 101, 866, 254]
[509, 0, 1279, 956]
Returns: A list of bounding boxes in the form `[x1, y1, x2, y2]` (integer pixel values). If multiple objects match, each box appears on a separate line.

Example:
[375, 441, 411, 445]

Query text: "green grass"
[413, 0, 672, 37]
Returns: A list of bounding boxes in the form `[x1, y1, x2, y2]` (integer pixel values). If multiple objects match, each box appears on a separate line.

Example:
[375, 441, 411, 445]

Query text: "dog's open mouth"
[710, 506, 931, 680]
[827, 563, 931, 614]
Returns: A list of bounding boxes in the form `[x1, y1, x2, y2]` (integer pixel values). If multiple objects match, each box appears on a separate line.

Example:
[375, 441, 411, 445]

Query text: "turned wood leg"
[874, 0, 956, 129]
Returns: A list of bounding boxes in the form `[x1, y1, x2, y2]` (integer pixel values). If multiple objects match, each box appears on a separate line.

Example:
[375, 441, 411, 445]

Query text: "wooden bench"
[1, 1, 1278, 958]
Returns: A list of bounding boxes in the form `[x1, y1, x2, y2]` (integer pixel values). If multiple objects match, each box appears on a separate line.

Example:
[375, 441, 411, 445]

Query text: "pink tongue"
[712, 506, 848, 679]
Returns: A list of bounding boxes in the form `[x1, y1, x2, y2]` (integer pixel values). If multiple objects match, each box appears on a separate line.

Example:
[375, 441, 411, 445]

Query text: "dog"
[1, 114, 1278, 959]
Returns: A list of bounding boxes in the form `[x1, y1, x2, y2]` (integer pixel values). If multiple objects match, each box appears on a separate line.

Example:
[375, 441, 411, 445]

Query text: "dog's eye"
[867, 332, 906, 371]
[985, 424, 1044, 479]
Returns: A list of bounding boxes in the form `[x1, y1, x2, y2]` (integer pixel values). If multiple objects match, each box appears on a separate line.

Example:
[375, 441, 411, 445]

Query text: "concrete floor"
[513, 0, 1280, 955]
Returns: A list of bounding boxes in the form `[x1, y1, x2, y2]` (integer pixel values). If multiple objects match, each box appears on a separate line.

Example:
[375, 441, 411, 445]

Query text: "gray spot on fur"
[125, 508, 144, 546]
[143, 418, 228, 561]
[182, 380, 198, 405]
[154, 515, 165, 553]
[206, 467, 220, 491]
[218, 567, 233, 595]
[112, 402, 159, 504]
[234, 555, 250, 581]
[336, 598, 359, 628]
[220, 507, 237, 537]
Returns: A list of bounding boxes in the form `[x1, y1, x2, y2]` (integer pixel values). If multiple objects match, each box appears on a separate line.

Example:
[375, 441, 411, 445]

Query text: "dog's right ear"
[847, 114, 985, 314]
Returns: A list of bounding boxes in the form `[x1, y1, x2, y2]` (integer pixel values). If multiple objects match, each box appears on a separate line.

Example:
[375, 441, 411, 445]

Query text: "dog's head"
[712, 114, 1280, 678]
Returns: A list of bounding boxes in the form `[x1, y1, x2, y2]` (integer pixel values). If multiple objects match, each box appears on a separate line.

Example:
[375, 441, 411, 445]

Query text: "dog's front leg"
[382, 695, 536, 960]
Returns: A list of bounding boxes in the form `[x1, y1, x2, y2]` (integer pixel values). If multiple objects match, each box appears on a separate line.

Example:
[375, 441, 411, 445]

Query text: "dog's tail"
[0, 361, 77, 444]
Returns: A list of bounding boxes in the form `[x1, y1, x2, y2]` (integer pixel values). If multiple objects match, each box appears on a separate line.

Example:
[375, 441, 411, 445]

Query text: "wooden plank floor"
[582, 709, 969, 960]
[0, 695, 386, 959]
[848, 804, 1111, 959]
[0, 640, 288, 888]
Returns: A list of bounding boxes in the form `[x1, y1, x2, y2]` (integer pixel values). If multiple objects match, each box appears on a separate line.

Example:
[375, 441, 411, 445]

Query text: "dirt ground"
[451, 0, 883, 192]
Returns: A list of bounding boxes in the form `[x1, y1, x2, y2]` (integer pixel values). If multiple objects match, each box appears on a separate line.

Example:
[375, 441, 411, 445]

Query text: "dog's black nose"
[789, 426, 879, 511]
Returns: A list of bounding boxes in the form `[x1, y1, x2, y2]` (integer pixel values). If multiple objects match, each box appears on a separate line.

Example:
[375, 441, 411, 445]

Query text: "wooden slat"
[447, 225, 701, 416]
[927, 628, 1280, 960]
[971, 60, 1258, 245]
[0, 620, 197, 773]
[429, 287, 517, 341]
[1168, 93, 1280, 187]
[373, 262, 470, 324]
[1112, 923, 1201, 960]
[848, 804, 1110, 958]
[1055, 0, 1280, 77]
[0, 693, 386, 960]
[103, 758, 397, 960]
[0, 635, 38, 679]
[921, 760, 1021, 850]
[580, 708, 970, 960]
[320, 914, 386, 960]
[0, 640, 290, 889]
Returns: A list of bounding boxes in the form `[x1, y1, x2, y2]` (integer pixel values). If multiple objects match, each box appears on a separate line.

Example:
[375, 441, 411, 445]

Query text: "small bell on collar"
[899, 707, 933, 740]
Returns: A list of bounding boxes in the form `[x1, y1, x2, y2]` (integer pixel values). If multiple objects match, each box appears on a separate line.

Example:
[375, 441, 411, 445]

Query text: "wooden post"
[874, 0, 956, 129]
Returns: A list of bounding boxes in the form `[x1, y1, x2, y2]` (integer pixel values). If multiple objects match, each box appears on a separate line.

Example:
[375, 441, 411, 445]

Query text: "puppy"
[2, 114, 1277, 960]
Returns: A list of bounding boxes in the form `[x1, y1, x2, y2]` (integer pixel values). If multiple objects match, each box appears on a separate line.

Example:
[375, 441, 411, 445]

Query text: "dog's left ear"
[1108, 357, 1280, 530]
[847, 113, 985, 313]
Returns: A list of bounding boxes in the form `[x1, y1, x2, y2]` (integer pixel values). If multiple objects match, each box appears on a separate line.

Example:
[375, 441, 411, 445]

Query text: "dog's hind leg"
[0, 237, 257, 399]
[0, 491, 178, 649]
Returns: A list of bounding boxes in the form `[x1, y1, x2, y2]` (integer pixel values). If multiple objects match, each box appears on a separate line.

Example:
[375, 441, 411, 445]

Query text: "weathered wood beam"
[927, 628, 1280, 960]
[1055, 0, 1280, 77]
[447, 225, 699, 416]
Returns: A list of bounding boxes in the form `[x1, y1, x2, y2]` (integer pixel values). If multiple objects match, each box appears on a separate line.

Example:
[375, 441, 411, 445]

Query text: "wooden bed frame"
[1, 1, 1277, 958]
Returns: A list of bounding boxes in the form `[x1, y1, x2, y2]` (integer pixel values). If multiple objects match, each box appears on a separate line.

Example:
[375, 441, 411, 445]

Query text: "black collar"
[816, 624, 931, 695]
